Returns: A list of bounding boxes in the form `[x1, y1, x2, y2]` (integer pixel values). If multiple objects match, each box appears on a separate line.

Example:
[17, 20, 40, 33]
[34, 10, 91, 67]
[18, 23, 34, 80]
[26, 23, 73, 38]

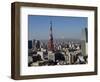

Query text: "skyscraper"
[81, 27, 88, 42]
[48, 21, 54, 51]
[28, 40, 32, 49]
[81, 27, 88, 56]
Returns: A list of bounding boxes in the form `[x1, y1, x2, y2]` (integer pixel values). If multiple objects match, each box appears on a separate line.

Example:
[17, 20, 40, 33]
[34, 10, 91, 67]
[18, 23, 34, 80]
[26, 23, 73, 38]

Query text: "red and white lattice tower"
[48, 21, 54, 51]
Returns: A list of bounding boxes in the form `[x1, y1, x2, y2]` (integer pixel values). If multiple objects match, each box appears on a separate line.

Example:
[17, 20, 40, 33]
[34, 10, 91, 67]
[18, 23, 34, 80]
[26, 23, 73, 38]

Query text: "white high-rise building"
[81, 28, 88, 56]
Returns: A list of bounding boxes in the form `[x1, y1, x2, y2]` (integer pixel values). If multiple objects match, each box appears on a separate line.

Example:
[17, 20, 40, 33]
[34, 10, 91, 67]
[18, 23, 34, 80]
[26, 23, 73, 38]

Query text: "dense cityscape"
[28, 22, 88, 66]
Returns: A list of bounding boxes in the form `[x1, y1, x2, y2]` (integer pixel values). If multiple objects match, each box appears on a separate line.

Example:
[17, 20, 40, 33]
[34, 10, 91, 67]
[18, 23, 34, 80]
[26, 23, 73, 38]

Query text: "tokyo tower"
[48, 21, 54, 51]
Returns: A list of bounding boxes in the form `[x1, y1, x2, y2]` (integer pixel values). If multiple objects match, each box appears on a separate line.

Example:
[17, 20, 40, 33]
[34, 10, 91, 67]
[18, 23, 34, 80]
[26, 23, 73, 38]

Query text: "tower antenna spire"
[48, 21, 54, 51]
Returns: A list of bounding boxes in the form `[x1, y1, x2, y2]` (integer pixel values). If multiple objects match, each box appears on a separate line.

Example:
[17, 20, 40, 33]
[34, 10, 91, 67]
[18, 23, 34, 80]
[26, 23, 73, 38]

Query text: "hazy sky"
[28, 15, 87, 40]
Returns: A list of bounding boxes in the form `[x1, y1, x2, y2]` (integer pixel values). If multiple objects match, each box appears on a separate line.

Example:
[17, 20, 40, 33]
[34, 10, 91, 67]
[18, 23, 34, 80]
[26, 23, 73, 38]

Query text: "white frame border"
[20, 6, 95, 75]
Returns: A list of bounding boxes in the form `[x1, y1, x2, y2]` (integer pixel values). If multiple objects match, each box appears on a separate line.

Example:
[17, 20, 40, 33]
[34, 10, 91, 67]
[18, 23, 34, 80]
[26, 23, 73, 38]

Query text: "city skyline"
[28, 15, 87, 40]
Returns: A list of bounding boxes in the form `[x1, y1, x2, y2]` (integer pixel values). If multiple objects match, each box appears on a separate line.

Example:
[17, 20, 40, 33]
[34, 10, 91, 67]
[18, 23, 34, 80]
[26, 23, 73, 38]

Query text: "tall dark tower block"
[48, 21, 54, 51]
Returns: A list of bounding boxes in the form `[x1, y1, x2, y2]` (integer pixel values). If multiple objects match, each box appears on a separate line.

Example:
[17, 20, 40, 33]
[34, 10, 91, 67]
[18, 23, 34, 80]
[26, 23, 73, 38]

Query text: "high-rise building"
[28, 40, 32, 49]
[32, 39, 36, 49]
[81, 28, 88, 56]
[81, 28, 88, 42]
[36, 40, 41, 49]
[32, 40, 41, 51]
[48, 21, 54, 51]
